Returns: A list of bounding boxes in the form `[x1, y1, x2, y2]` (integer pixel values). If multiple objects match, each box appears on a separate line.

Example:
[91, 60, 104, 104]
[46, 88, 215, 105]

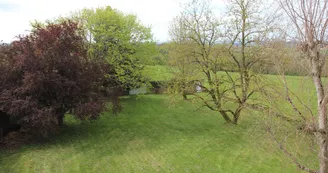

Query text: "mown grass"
[0, 95, 305, 173]
[0, 66, 319, 172]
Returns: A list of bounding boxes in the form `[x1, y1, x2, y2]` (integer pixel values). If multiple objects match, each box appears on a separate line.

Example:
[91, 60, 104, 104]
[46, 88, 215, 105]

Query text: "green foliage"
[47, 6, 157, 89]
[165, 42, 203, 98]
[152, 43, 172, 65]
[134, 42, 158, 65]
[81, 6, 154, 88]
[142, 65, 172, 81]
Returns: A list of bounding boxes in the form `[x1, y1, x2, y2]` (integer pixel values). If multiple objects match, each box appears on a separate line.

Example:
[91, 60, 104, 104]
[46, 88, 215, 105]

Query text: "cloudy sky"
[0, 0, 225, 43]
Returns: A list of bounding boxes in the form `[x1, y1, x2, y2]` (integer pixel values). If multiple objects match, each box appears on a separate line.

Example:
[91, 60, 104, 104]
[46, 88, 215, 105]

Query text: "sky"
[0, 0, 225, 43]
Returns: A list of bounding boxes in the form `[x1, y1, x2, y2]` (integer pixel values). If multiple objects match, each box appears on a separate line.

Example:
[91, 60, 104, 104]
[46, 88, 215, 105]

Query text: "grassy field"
[142, 65, 173, 81]
[0, 66, 318, 172]
[0, 95, 306, 173]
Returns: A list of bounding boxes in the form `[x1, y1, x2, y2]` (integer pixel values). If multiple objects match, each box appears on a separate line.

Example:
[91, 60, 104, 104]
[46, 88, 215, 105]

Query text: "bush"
[149, 81, 167, 94]
[0, 21, 110, 140]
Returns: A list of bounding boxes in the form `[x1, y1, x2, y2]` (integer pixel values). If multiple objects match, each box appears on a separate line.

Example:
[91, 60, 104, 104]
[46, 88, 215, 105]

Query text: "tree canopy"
[0, 21, 108, 139]
[68, 6, 157, 89]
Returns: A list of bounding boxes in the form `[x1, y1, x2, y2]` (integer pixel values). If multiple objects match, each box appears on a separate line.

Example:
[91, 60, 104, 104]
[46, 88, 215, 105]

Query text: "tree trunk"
[233, 109, 242, 125]
[311, 54, 328, 173]
[315, 94, 328, 173]
[219, 111, 232, 123]
[57, 114, 65, 127]
[183, 94, 187, 100]
[0, 128, 3, 141]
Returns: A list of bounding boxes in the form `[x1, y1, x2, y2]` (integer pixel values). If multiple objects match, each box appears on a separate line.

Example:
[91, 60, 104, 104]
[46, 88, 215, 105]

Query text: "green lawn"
[0, 94, 309, 173]
[0, 66, 318, 172]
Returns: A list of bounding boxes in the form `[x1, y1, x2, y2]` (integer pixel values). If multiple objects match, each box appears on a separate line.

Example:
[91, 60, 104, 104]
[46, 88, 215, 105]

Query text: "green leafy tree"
[81, 6, 154, 89]
[51, 6, 156, 90]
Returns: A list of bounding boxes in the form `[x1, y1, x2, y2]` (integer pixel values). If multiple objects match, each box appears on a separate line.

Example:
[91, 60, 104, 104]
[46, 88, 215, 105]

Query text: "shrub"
[0, 21, 110, 140]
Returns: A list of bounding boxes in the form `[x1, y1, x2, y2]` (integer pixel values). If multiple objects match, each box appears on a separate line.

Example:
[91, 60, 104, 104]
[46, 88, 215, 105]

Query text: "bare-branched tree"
[169, 0, 240, 123]
[168, 0, 275, 124]
[270, 0, 328, 172]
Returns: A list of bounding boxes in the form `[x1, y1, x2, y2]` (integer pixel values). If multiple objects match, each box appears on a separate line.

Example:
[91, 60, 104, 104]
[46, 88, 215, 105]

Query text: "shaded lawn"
[0, 95, 304, 173]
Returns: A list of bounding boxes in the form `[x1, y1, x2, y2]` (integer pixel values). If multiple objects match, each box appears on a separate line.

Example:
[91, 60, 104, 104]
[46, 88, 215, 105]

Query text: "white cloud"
[0, 0, 224, 43]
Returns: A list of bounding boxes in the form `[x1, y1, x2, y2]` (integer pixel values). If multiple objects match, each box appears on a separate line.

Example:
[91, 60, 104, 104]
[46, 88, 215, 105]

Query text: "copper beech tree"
[0, 21, 114, 139]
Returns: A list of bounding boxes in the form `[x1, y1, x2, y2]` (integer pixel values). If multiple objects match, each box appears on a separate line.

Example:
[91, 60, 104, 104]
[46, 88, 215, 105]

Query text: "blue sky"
[0, 0, 225, 43]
